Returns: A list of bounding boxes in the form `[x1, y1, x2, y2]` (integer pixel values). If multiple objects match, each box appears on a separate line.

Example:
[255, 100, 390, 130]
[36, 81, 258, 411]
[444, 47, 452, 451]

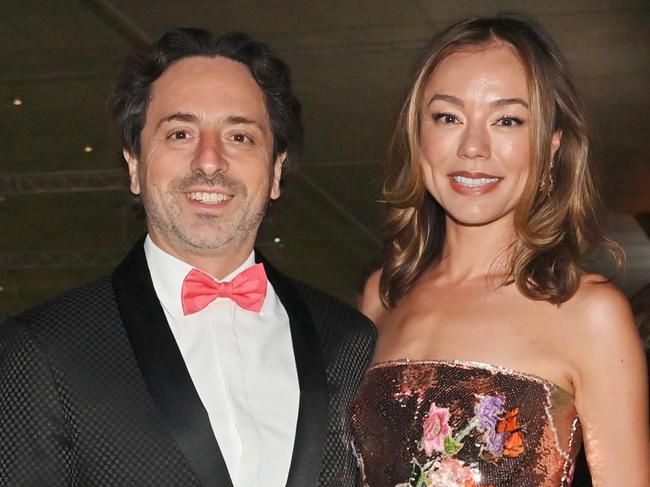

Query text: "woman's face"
[419, 41, 539, 226]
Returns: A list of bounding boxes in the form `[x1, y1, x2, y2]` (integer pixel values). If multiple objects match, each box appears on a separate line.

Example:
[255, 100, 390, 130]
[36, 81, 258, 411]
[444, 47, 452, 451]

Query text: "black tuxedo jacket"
[0, 242, 375, 486]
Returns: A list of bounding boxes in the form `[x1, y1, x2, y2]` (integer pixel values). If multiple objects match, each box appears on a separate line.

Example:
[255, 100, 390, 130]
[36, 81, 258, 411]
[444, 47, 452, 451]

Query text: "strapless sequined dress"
[351, 360, 582, 487]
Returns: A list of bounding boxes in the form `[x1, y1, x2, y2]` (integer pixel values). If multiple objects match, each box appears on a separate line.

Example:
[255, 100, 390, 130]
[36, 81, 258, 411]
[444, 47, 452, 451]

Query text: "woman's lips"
[448, 172, 501, 195]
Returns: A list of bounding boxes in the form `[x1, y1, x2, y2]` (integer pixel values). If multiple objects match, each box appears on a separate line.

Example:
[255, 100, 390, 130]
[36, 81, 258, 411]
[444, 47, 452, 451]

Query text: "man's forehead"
[146, 55, 270, 126]
[152, 56, 261, 96]
[160, 55, 250, 79]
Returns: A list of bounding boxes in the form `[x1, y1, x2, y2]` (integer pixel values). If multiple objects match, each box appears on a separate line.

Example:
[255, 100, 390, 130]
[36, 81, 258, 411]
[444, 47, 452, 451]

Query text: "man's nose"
[457, 122, 491, 160]
[191, 135, 227, 177]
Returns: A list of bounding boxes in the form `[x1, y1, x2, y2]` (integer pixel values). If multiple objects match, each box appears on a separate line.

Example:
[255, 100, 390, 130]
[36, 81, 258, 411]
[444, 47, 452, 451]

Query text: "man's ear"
[123, 149, 141, 195]
[270, 152, 285, 200]
[550, 130, 562, 161]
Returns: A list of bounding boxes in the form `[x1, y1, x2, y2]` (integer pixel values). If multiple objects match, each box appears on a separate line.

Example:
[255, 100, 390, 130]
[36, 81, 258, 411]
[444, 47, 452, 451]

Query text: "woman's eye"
[495, 116, 523, 127]
[433, 112, 459, 124]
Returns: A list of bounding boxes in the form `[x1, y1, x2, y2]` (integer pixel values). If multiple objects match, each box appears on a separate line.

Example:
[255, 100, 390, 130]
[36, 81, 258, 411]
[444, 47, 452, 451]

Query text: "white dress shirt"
[144, 236, 300, 487]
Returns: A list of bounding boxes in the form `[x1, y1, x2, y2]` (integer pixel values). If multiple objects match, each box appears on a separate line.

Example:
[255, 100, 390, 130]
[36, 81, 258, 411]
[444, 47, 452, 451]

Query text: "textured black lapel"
[258, 254, 329, 487]
[112, 239, 233, 487]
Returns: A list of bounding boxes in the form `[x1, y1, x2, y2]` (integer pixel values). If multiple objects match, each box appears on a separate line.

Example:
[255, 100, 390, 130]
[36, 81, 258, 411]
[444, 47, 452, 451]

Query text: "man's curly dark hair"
[109, 28, 302, 185]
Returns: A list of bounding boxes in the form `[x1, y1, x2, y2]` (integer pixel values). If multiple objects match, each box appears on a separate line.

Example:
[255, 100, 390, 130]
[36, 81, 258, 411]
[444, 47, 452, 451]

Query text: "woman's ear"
[550, 130, 562, 161]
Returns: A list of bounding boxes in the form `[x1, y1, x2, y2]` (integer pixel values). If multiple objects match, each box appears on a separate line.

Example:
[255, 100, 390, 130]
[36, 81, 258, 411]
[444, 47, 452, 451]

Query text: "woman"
[351, 14, 649, 487]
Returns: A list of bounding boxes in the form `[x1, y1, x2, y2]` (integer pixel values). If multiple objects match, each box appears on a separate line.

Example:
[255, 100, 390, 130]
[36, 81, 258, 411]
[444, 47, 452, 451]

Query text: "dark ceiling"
[1, 0, 649, 318]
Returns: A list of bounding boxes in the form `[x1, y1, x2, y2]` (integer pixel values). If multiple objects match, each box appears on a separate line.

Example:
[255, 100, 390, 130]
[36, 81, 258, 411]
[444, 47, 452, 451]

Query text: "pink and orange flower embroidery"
[399, 395, 524, 487]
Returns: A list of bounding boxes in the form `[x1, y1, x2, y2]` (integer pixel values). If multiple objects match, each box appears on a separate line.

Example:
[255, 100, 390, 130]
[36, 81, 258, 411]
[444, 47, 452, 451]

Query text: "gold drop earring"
[539, 159, 555, 195]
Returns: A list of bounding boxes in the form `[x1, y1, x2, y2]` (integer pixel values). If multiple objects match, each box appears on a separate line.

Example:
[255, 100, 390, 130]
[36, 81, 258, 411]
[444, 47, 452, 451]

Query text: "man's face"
[125, 56, 282, 267]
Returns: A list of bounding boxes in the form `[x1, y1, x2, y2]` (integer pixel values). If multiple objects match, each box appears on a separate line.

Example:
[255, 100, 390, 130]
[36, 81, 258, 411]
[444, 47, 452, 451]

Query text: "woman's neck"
[434, 214, 517, 283]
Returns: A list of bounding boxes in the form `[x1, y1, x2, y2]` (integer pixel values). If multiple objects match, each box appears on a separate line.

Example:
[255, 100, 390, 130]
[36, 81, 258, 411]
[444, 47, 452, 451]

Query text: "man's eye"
[169, 130, 189, 140]
[232, 133, 250, 143]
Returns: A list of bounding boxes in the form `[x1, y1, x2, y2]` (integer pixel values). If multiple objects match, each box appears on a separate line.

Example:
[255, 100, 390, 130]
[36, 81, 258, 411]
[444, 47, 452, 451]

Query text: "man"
[0, 29, 375, 487]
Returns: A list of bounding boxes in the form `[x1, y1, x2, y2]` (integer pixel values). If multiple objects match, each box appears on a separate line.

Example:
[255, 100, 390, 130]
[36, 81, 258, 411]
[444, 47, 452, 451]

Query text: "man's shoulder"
[2, 276, 117, 341]
[284, 276, 375, 337]
[19, 276, 114, 319]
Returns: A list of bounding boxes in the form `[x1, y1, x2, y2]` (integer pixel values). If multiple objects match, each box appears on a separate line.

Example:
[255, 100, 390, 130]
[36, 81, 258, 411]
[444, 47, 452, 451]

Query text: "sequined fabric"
[351, 360, 582, 487]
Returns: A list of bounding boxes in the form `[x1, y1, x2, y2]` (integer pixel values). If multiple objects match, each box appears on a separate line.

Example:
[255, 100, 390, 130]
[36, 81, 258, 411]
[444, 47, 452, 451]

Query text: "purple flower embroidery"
[483, 429, 506, 456]
[475, 395, 504, 430]
[474, 395, 506, 455]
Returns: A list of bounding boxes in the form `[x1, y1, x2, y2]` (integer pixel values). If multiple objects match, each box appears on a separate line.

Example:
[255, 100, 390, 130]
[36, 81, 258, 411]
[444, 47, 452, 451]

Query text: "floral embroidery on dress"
[398, 395, 524, 487]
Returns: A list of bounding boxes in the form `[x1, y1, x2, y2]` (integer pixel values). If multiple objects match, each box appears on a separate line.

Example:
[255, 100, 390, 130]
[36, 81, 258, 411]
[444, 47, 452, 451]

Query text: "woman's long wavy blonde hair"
[379, 13, 621, 308]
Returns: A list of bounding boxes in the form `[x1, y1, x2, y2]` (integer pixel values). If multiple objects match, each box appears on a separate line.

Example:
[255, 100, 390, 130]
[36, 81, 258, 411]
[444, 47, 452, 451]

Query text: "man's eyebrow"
[155, 113, 268, 133]
[490, 98, 529, 109]
[427, 94, 463, 107]
[155, 112, 199, 130]
[224, 115, 267, 134]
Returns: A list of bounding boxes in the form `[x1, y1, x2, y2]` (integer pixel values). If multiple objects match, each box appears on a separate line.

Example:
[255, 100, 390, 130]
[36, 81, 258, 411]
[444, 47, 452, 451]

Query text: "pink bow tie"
[181, 263, 267, 315]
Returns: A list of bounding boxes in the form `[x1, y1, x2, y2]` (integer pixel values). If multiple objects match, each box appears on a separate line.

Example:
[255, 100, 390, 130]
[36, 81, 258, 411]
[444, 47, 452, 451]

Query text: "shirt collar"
[144, 235, 257, 318]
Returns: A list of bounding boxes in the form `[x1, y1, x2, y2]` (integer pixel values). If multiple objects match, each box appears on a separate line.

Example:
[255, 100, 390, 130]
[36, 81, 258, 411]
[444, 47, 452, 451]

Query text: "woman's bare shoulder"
[565, 279, 649, 483]
[567, 274, 634, 331]
[563, 273, 642, 370]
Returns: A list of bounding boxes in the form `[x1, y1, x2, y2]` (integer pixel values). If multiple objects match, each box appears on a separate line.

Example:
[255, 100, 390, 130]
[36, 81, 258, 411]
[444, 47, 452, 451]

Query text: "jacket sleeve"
[0, 321, 72, 486]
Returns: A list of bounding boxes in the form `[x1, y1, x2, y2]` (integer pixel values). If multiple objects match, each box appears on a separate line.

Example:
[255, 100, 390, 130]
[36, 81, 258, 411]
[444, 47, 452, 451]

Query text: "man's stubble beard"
[142, 172, 272, 256]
